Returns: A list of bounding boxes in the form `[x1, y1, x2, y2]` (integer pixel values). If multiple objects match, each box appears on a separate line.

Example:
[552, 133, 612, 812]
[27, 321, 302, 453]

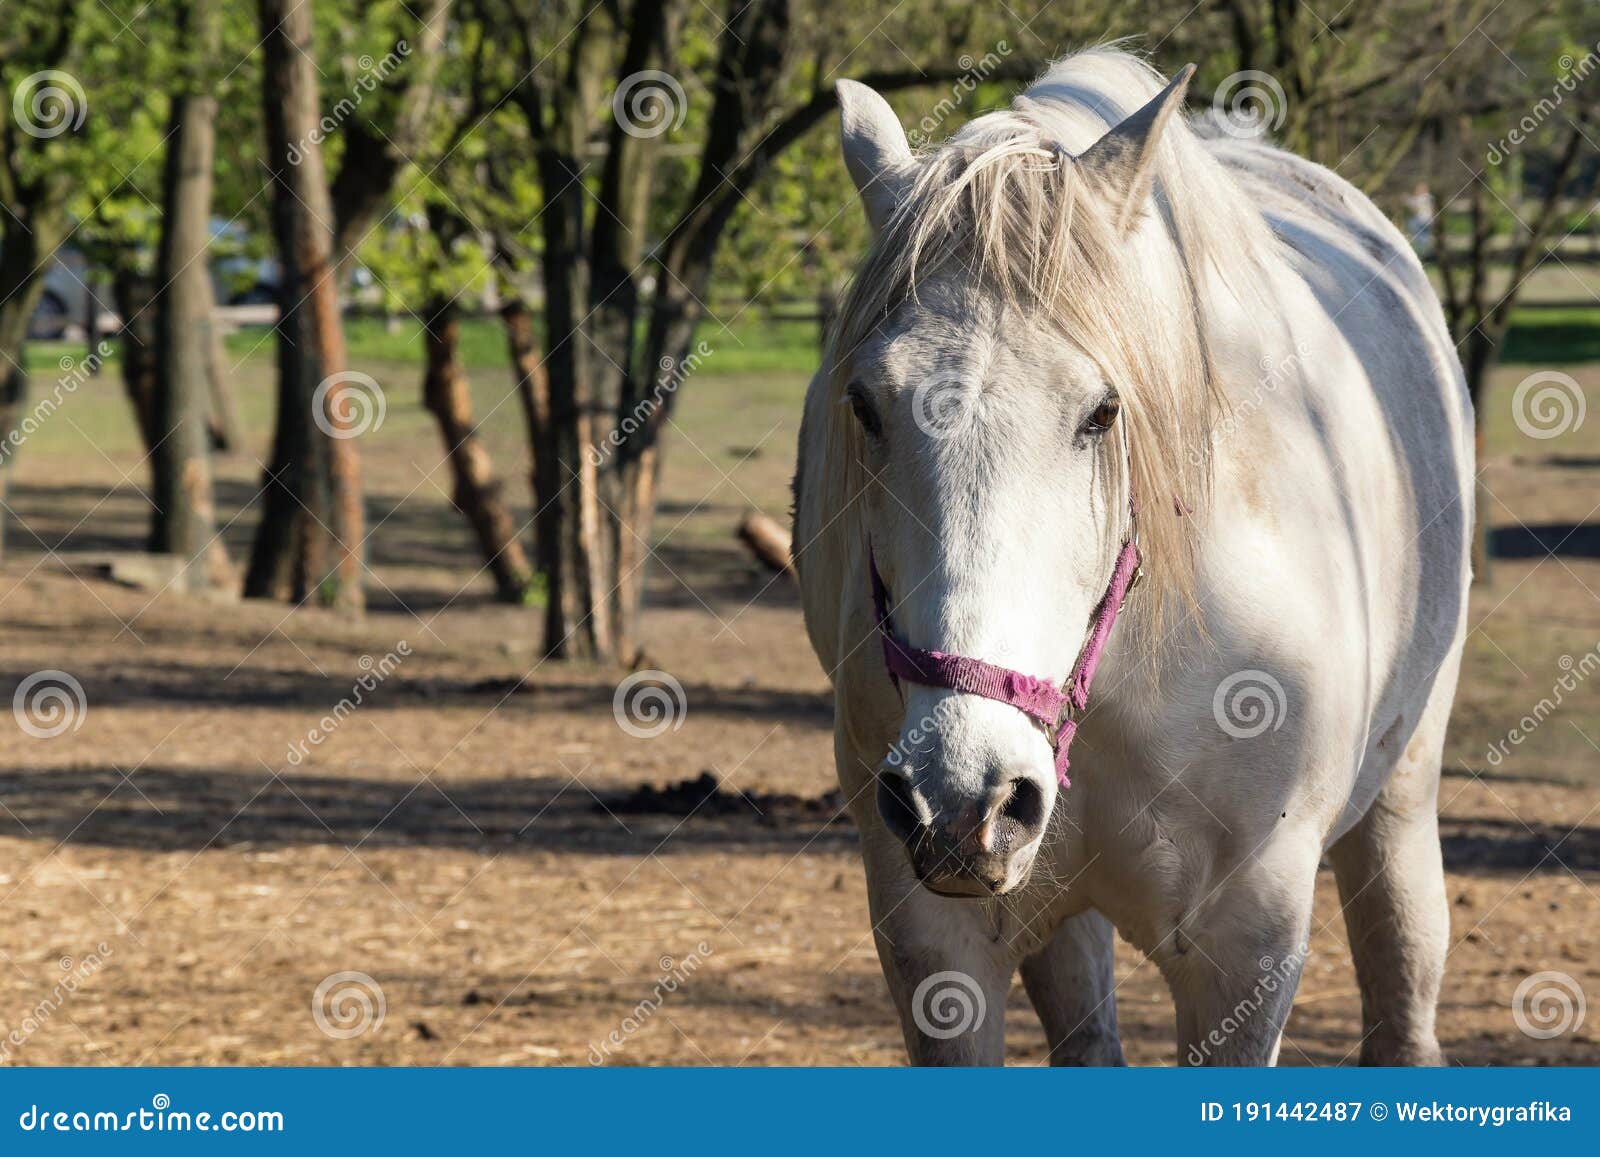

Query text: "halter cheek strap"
[868, 535, 1142, 788]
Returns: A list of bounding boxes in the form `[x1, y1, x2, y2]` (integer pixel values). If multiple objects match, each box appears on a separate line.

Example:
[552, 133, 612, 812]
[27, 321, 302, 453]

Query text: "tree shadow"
[641, 539, 801, 609]
[1488, 523, 1600, 559]
[1526, 454, 1600, 470]
[4, 479, 801, 612]
[4, 760, 1593, 877]
[0, 765, 855, 856]
[5, 478, 528, 576]
[1438, 814, 1600, 872]
[0, 662, 833, 723]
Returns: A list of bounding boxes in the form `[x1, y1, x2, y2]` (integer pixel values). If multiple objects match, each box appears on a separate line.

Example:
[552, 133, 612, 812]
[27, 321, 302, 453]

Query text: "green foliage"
[11, 0, 1599, 368]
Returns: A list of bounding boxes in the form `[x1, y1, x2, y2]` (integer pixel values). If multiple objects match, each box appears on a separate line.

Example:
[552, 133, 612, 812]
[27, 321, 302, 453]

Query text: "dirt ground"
[0, 350, 1596, 1066]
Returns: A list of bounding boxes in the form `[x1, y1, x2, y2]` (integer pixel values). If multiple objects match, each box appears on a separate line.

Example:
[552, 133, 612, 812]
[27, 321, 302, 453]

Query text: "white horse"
[793, 48, 1472, 1065]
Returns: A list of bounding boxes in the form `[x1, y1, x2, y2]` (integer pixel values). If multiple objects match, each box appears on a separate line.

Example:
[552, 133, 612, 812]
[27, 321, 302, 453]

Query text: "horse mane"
[807, 46, 1283, 647]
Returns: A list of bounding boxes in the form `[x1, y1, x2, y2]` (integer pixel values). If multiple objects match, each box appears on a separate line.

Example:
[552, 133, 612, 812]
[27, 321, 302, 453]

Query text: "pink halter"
[868, 534, 1142, 788]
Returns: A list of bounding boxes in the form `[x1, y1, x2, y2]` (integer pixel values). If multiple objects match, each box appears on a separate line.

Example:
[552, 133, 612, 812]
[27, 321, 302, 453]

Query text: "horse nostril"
[994, 776, 1047, 849]
[875, 769, 923, 845]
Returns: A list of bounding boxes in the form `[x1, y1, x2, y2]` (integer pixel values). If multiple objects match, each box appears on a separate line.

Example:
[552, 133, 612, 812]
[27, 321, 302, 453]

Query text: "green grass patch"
[219, 314, 824, 377]
[23, 340, 116, 375]
[1502, 306, 1600, 365]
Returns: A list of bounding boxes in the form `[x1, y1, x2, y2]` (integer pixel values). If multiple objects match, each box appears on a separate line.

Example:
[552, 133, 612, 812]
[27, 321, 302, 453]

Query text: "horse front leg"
[1159, 837, 1320, 1066]
[859, 824, 1014, 1065]
[1020, 909, 1126, 1065]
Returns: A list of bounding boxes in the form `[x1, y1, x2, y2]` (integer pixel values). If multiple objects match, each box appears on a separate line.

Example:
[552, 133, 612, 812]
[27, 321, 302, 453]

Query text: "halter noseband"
[868, 527, 1142, 789]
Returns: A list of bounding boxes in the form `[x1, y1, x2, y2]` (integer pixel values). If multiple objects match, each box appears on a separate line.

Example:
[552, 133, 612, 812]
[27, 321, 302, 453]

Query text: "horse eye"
[846, 384, 882, 439]
[1084, 396, 1121, 434]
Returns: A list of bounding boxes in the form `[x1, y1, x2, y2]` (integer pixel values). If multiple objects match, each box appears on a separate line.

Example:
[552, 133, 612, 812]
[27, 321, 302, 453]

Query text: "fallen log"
[737, 511, 796, 578]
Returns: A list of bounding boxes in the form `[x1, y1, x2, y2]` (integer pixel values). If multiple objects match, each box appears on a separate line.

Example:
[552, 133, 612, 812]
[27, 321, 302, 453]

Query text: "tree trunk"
[84, 270, 105, 372]
[151, 0, 229, 590]
[422, 296, 532, 602]
[245, 0, 365, 610]
[0, 207, 67, 562]
[205, 276, 243, 452]
[0, 4, 85, 564]
[112, 270, 160, 455]
[501, 295, 557, 598]
[533, 144, 612, 661]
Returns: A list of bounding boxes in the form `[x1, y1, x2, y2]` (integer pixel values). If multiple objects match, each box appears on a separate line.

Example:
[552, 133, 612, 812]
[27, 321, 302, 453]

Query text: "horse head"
[830, 64, 1207, 896]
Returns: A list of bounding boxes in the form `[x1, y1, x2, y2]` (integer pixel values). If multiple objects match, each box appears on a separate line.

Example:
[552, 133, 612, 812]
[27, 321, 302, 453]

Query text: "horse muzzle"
[875, 764, 1050, 896]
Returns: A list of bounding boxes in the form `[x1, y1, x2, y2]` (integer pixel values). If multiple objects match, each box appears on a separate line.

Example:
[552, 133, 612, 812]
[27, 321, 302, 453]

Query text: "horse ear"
[1075, 64, 1196, 235]
[837, 80, 915, 231]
